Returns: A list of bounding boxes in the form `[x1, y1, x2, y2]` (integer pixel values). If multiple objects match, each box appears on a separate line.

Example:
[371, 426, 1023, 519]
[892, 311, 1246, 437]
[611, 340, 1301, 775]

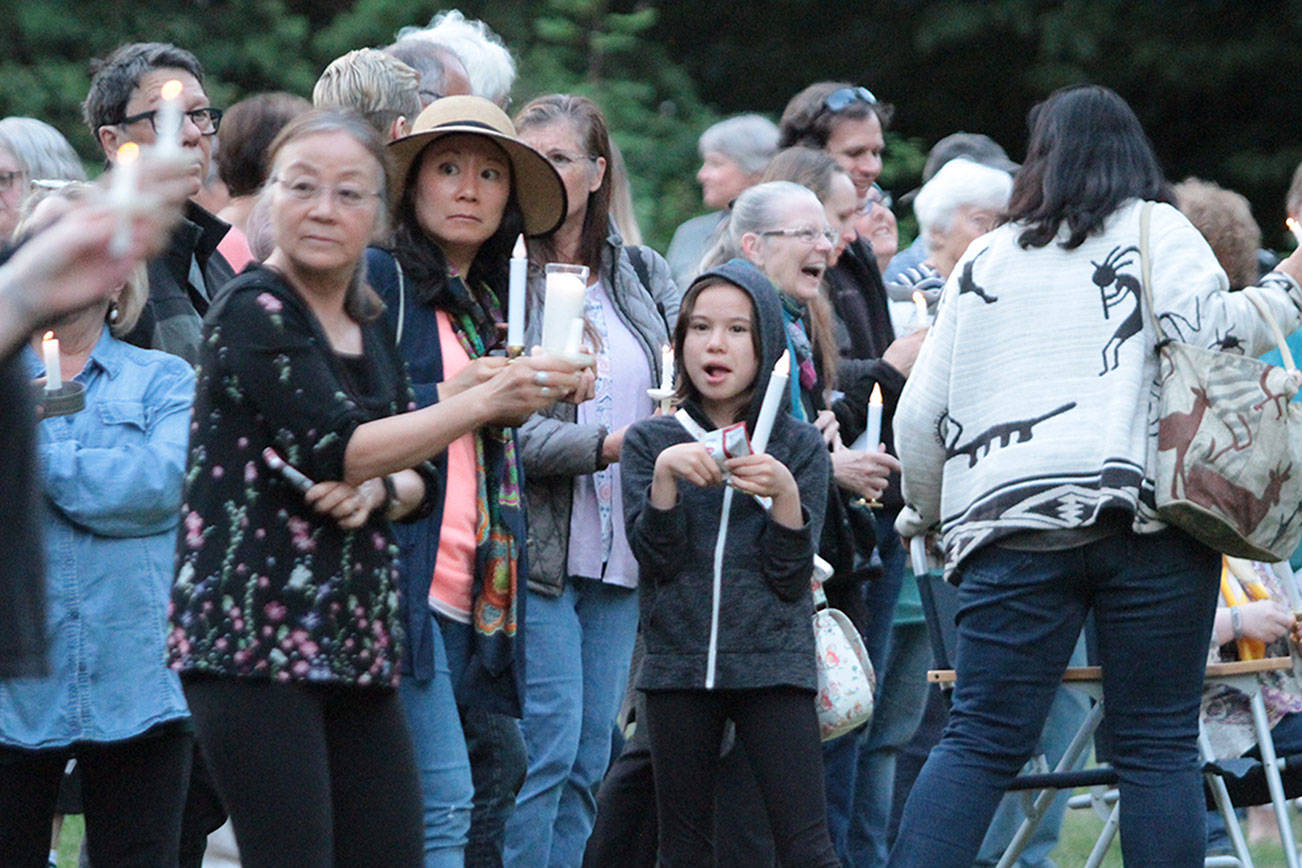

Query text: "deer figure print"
[1252, 367, 1293, 420]
[1156, 385, 1211, 497]
[1093, 244, 1144, 375]
[940, 402, 1077, 468]
[1184, 462, 1292, 536]
[957, 248, 998, 304]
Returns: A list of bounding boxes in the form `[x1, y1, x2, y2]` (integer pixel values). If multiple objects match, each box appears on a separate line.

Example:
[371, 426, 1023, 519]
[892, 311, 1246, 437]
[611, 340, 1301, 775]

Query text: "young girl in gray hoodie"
[621, 258, 840, 866]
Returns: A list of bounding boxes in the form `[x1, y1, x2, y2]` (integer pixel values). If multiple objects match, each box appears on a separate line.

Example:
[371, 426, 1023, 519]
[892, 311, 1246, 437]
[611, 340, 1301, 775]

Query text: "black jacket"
[622, 259, 830, 692]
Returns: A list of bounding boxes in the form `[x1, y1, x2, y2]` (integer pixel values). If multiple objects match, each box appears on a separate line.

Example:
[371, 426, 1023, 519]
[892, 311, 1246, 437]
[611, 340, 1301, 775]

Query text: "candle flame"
[116, 142, 140, 164]
[869, 383, 883, 405]
[43, 331, 55, 342]
[161, 79, 184, 101]
[1289, 217, 1302, 243]
[913, 290, 928, 319]
[774, 349, 790, 376]
[512, 234, 526, 258]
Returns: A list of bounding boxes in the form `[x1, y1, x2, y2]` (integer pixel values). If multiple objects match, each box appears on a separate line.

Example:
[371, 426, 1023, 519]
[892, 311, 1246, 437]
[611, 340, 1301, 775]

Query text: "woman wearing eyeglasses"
[167, 108, 579, 866]
[0, 117, 87, 241]
[495, 93, 679, 867]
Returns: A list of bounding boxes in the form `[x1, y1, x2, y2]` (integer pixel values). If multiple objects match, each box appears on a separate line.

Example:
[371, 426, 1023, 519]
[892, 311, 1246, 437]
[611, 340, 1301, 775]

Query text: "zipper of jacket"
[705, 485, 734, 689]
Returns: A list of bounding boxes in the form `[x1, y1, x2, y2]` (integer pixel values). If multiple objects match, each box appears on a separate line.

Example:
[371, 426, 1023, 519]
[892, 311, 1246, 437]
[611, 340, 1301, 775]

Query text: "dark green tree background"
[3, 0, 1300, 250]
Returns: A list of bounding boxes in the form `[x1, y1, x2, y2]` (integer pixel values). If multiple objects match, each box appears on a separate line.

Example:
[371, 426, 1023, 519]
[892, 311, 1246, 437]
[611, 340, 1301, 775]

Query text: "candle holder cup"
[32, 380, 86, 418]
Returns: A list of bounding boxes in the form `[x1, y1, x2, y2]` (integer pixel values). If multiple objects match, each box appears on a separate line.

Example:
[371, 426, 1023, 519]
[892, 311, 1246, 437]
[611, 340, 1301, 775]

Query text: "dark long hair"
[514, 94, 615, 271]
[391, 138, 526, 333]
[1005, 85, 1174, 250]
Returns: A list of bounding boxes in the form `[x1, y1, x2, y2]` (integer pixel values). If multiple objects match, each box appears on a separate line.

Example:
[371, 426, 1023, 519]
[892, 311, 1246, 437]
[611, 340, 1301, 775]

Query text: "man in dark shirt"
[84, 42, 235, 365]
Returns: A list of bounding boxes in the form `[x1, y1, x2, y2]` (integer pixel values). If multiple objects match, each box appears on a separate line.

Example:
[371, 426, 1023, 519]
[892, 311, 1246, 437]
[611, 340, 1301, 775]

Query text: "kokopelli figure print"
[1093, 244, 1144, 375]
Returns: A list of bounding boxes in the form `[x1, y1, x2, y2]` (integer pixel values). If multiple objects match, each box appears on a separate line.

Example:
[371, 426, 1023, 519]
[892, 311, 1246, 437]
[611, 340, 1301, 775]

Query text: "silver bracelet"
[1231, 606, 1244, 641]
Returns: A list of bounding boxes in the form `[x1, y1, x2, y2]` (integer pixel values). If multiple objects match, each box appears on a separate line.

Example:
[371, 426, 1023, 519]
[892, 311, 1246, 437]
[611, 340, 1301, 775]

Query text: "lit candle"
[562, 317, 585, 357]
[508, 235, 527, 352]
[913, 290, 929, 327]
[540, 266, 587, 354]
[42, 331, 61, 392]
[864, 382, 883, 451]
[659, 344, 674, 393]
[749, 350, 790, 455]
[153, 79, 185, 157]
[108, 142, 140, 258]
[1288, 216, 1302, 246]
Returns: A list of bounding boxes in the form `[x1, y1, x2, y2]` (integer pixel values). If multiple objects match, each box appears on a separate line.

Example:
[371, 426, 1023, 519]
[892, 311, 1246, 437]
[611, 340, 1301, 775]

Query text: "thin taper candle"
[749, 350, 790, 455]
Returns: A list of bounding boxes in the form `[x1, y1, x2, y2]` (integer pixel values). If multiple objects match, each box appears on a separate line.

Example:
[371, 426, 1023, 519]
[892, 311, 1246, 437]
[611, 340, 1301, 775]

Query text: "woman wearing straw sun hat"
[367, 95, 593, 866]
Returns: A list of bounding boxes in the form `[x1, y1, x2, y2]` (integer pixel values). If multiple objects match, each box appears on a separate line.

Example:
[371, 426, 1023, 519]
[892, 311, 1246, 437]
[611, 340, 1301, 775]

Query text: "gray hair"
[913, 158, 1012, 237]
[699, 114, 779, 175]
[0, 118, 87, 184]
[313, 48, 422, 137]
[397, 10, 515, 106]
[700, 180, 821, 269]
[83, 42, 206, 135]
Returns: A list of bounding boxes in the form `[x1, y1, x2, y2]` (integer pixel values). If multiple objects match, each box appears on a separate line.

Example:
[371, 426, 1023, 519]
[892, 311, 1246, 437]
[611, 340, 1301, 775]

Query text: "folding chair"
[915, 563, 1299, 868]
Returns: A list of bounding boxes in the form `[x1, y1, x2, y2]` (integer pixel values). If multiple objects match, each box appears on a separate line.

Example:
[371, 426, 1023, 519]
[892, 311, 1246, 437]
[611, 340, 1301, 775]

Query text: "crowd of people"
[5, 9, 1302, 868]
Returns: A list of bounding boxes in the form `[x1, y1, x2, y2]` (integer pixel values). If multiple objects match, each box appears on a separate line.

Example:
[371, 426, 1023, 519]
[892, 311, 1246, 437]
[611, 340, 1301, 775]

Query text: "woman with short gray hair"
[912, 157, 1013, 278]
[0, 117, 86, 240]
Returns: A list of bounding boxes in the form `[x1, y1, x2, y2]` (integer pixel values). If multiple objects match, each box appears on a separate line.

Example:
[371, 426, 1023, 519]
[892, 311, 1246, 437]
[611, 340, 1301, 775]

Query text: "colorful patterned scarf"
[780, 294, 816, 421]
[444, 273, 521, 675]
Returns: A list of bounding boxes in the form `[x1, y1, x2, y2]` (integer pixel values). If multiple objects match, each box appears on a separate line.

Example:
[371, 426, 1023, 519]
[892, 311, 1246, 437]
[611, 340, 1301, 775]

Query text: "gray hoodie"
[621, 259, 830, 692]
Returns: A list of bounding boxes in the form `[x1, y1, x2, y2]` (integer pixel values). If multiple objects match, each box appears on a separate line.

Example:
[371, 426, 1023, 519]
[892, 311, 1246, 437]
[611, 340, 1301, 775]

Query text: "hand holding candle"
[507, 235, 527, 354]
[749, 350, 790, 456]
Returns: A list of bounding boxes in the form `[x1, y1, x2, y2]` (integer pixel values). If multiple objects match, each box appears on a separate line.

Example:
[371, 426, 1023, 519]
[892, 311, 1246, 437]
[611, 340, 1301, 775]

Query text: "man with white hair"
[395, 10, 516, 108]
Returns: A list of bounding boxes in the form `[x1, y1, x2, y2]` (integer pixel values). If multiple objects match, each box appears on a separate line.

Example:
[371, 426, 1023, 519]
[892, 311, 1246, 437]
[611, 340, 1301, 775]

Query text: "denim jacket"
[0, 329, 193, 748]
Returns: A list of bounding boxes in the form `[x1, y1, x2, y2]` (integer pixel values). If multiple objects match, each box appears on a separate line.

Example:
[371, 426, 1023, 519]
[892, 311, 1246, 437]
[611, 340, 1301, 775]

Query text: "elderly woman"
[168, 108, 580, 866]
[890, 84, 1302, 866]
[0, 184, 193, 866]
[665, 114, 779, 288]
[0, 117, 87, 240]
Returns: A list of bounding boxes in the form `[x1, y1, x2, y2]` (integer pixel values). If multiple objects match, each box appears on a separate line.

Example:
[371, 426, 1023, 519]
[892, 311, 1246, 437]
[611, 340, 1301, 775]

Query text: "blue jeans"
[505, 579, 640, 868]
[975, 638, 1091, 868]
[437, 614, 529, 868]
[888, 529, 1220, 867]
[399, 615, 475, 868]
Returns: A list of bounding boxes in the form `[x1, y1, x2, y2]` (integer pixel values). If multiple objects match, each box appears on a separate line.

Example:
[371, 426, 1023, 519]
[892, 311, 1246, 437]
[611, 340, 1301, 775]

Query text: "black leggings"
[643, 687, 840, 868]
[0, 725, 192, 868]
[183, 677, 423, 868]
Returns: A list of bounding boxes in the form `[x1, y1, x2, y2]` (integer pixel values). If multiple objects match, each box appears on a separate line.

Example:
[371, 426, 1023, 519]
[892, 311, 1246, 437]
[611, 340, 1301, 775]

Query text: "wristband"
[380, 474, 397, 515]
[1231, 606, 1244, 641]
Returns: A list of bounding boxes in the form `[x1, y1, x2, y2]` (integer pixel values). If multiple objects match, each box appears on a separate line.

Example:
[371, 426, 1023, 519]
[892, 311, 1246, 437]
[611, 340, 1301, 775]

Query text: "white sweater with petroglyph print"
[894, 199, 1302, 580]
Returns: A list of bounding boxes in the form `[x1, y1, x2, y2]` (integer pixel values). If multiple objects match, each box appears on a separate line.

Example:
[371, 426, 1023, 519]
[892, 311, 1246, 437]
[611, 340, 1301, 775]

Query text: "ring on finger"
[533, 371, 549, 386]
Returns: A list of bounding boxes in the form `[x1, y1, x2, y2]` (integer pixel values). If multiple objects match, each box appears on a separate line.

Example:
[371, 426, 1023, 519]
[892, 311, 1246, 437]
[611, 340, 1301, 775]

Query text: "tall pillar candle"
[540, 265, 588, 354]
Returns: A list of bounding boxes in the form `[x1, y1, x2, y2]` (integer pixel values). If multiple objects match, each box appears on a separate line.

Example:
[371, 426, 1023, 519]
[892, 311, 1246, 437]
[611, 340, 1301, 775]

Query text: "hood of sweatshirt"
[678, 257, 789, 437]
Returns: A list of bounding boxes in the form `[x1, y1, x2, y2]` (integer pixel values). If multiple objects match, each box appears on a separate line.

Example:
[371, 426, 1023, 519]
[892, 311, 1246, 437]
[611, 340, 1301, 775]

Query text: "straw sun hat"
[387, 95, 567, 236]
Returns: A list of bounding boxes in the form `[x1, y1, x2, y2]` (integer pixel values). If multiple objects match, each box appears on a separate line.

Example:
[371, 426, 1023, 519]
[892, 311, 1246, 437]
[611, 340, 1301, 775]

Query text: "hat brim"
[387, 124, 568, 237]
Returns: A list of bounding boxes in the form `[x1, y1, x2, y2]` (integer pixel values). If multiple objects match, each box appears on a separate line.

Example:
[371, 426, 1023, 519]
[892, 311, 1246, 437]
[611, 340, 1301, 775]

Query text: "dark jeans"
[178, 745, 227, 868]
[889, 529, 1220, 867]
[0, 725, 192, 867]
[184, 677, 423, 868]
[643, 687, 839, 868]
[435, 614, 528, 868]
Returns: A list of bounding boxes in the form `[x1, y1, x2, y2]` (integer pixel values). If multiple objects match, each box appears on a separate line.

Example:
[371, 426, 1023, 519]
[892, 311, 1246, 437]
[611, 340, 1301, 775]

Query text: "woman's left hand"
[305, 479, 386, 530]
[813, 409, 840, 446]
[831, 445, 901, 500]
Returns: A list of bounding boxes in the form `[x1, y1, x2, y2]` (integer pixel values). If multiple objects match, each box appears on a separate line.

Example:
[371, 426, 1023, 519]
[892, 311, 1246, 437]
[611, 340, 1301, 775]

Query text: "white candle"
[508, 235, 527, 350]
[1288, 217, 1302, 246]
[749, 350, 790, 456]
[659, 344, 674, 393]
[153, 79, 185, 157]
[913, 290, 929, 327]
[562, 317, 585, 356]
[42, 331, 61, 392]
[864, 382, 883, 451]
[541, 268, 587, 354]
[108, 142, 140, 257]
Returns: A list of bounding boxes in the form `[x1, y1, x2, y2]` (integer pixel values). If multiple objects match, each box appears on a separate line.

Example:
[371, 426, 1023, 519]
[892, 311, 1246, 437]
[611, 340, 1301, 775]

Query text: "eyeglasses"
[117, 107, 223, 136]
[822, 86, 878, 115]
[866, 185, 893, 210]
[273, 177, 382, 210]
[542, 150, 598, 170]
[761, 227, 837, 246]
[0, 169, 27, 192]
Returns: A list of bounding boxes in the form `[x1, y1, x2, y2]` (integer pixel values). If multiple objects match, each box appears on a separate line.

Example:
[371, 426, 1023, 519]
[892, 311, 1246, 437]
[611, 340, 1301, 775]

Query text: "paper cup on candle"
[541, 263, 588, 354]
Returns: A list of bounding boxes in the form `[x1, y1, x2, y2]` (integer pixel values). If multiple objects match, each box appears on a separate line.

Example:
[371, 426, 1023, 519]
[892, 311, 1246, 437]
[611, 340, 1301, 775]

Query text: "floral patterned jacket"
[167, 266, 433, 689]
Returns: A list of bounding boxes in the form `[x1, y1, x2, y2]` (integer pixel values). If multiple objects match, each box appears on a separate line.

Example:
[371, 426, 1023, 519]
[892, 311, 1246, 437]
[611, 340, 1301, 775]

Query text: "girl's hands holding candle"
[724, 453, 802, 529]
[650, 441, 724, 508]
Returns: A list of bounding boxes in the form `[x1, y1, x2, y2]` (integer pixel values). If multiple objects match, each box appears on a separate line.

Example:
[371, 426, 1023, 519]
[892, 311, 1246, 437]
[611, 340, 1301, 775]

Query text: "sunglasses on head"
[822, 86, 878, 115]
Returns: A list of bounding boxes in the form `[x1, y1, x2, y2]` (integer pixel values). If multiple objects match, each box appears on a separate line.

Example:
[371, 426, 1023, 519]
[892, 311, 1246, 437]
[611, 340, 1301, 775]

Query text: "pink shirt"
[428, 310, 477, 622]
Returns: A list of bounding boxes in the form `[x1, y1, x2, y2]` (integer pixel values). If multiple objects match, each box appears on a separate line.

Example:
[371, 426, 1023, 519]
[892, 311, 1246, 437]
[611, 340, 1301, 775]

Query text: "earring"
[107, 303, 120, 324]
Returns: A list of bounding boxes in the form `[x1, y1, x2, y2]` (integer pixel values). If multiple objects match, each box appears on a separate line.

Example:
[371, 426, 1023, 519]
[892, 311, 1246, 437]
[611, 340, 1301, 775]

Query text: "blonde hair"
[1174, 177, 1261, 290]
[14, 182, 147, 336]
[313, 49, 421, 138]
